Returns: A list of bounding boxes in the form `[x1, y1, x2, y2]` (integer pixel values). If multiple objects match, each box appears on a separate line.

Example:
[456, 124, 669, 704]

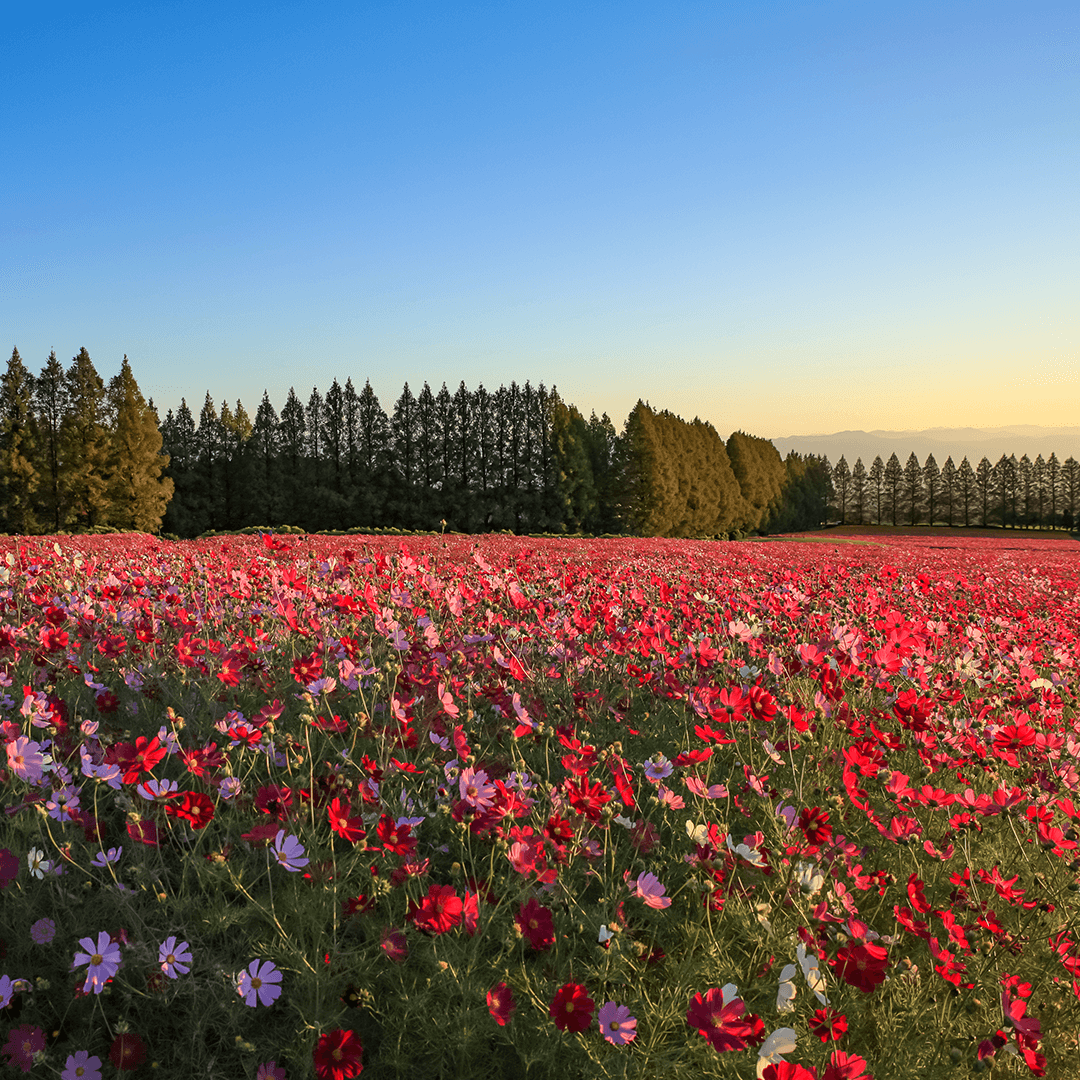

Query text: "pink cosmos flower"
[597, 1001, 638, 1045]
[459, 766, 496, 809]
[6, 737, 45, 784]
[61, 1050, 102, 1080]
[272, 830, 309, 872]
[158, 936, 193, 978]
[2, 1024, 45, 1073]
[30, 917, 56, 944]
[72, 930, 122, 995]
[237, 958, 283, 1007]
[256, 1062, 288, 1080]
[631, 871, 672, 909]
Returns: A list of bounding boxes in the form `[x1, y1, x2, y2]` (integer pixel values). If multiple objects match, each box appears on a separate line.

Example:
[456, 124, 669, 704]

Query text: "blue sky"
[3, 0, 1076, 437]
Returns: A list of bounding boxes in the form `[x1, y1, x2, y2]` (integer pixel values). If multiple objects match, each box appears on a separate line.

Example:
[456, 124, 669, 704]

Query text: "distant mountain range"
[766, 425, 1080, 468]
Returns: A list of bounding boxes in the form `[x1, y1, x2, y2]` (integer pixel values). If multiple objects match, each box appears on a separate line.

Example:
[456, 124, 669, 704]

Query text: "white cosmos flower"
[796, 943, 829, 1004]
[27, 848, 50, 879]
[776, 964, 798, 1012]
[795, 861, 826, 895]
[721, 983, 739, 1005]
[757, 1027, 798, 1078]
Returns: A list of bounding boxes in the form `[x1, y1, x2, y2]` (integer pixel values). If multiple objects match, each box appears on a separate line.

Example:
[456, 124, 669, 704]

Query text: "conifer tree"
[355, 380, 391, 525]
[161, 399, 198, 535]
[62, 348, 112, 529]
[958, 457, 976, 527]
[1032, 454, 1046, 528]
[583, 411, 620, 534]
[1062, 457, 1079, 529]
[322, 379, 345, 496]
[104, 356, 173, 532]
[831, 456, 851, 525]
[279, 388, 307, 520]
[194, 393, 224, 532]
[414, 382, 441, 522]
[0, 347, 40, 533]
[250, 391, 282, 525]
[850, 458, 868, 526]
[549, 393, 597, 532]
[923, 453, 940, 525]
[390, 383, 418, 526]
[1047, 453, 1061, 529]
[940, 457, 956, 526]
[1018, 454, 1033, 526]
[868, 456, 884, 524]
[219, 399, 253, 530]
[306, 387, 324, 491]
[883, 453, 903, 526]
[902, 452, 923, 525]
[975, 457, 993, 526]
[33, 350, 69, 532]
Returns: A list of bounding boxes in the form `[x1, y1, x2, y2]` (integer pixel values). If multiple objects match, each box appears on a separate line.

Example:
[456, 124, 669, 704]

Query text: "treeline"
[829, 451, 1079, 530]
[0, 348, 172, 534]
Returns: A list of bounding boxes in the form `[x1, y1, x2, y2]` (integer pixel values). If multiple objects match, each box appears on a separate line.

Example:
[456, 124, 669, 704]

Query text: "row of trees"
[0, 348, 172, 534]
[829, 451, 1080, 529]
[3, 346, 1074, 538]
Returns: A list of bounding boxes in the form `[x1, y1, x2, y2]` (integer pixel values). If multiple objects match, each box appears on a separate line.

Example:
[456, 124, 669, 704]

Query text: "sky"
[3, 0, 1077, 438]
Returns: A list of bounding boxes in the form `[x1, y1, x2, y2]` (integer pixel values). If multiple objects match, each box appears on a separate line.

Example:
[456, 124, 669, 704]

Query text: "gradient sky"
[4, 0, 1076, 438]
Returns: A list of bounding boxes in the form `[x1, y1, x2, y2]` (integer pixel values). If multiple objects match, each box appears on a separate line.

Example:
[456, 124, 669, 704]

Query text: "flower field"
[2, 530, 1080, 1078]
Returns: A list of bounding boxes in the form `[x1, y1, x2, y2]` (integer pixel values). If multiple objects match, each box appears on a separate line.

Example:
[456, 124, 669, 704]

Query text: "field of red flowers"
[1, 531, 1079, 1079]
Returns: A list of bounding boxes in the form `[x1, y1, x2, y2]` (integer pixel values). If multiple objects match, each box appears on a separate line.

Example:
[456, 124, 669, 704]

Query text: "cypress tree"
[34, 350, 70, 532]
[883, 453, 903, 526]
[850, 458, 868, 526]
[0, 347, 40, 534]
[105, 356, 174, 532]
[250, 391, 282, 525]
[903, 452, 924, 525]
[62, 348, 112, 530]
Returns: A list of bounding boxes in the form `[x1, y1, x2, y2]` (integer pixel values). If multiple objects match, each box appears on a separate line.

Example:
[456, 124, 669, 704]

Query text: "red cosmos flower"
[291, 651, 324, 686]
[762, 1065, 819, 1080]
[328, 797, 366, 843]
[407, 884, 463, 935]
[109, 1033, 147, 1072]
[549, 983, 594, 1033]
[313, 1028, 363, 1080]
[126, 818, 160, 846]
[516, 898, 555, 950]
[487, 982, 516, 1026]
[255, 784, 295, 822]
[821, 1049, 871, 1080]
[798, 807, 832, 846]
[0, 848, 19, 888]
[163, 791, 215, 830]
[563, 777, 612, 821]
[109, 735, 167, 784]
[832, 942, 889, 993]
[686, 990, 763, 1052]
[809, 1008, 848, 1042]
[375, 816, 416, 856]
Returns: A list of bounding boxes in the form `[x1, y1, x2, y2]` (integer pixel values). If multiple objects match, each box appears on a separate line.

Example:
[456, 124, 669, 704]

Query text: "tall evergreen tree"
[322, 379, 346, 496]
[902, 452, 924, 525]
[249, 391, 282, 525]
[194, 393, 224, 532]
[1062, 457, 1079, 529]
[849, 458, 867, 526]
[1031, 454, 1046, 528]
[161, 399, 198, 535]
[922, 453, 940, 525]
[33, 350, 69, 532]
[831, 456, 851, 525]
[306, 387, 324, 492]
[279, 388, 307, 519]
[0, 347, 40, 533]
[390, 383, 419, 526]
[868, 456, 884, 524]
[976, 457, 993, 527]
[583, 411, 619, 534]
[1046, 453, 1061, 529]
[940, 457, 956, 526]
[883, 453, 903, 526]
[355, 380, 391, 525]
[105, 356, 173, 532]
[958, 457, 976, 527]
[549, 393, 597, 532]
[62, 348, 112, 529]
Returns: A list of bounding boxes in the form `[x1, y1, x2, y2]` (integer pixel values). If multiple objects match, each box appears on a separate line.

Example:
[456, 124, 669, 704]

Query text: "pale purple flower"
[642, 755, 673, 783]
[72, 931, 122, 994]
[0, 974, 30, 1008]
[30, 918, 56, 945]
[236, 959, 282, 1007]
[272, 830, 309, 872]
[61, 1050, 102, 1080]
[255, 1062, 287, 1080]
[631, 871, 671, 909]
[137, 777, 178, 801]
[90, 847, 123, 868]
[158, 936, 193, 979]
[597, 1001, 637, 1045]
[217, 776, 242, 800]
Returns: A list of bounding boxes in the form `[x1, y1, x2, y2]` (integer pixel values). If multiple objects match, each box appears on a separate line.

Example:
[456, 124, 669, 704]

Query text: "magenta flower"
[2, 1024, 45, 1073]
[30, 917, 56, 944]
[458, 766, 496, 809]
[631, 871, 672, 909]
[255, 1062, 288, 1080]
[0, 847, 18, 888]
[61, 1050, 103, 1080]
[597, 1001, 638, 1045]
[237, 958, 283, 1007]
[158, 936, 193, 978]
[272, 830, 309, 872]
[6, 737, 46, 784]
[72, 930, 122, 995]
